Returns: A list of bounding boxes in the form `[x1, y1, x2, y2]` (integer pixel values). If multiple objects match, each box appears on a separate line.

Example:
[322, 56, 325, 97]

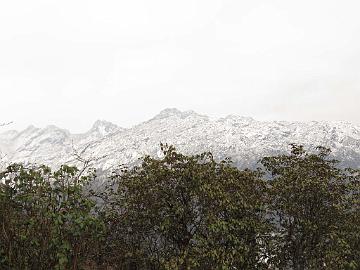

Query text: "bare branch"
[70, 140, 108, 178]
[0, 121, 13, 127]
[0, 121, 13, 169]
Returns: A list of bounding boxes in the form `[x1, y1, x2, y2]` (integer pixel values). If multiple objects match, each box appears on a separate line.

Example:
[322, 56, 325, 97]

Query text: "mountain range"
[1, 108, 360, 171]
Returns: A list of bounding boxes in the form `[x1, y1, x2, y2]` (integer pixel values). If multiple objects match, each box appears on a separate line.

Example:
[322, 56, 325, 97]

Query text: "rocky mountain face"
[1, 108, 360, 170]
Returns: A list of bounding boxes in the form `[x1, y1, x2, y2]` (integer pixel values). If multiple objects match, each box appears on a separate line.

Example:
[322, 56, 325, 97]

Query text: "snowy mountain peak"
[90, 120, 119, 136]
[0, 109, 360, 170]
[152, 108, 206, 121]
[23, 125, 39, 133]
[43, 125, 69, 134]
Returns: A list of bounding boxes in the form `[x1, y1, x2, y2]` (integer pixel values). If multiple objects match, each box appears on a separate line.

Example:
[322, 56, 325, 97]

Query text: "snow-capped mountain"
[1, 108, 360, 170]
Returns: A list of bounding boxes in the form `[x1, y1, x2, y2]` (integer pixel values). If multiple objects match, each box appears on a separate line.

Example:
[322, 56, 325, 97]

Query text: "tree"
[261, 144, 359, 269]
[102, 144, 269, 269]
[0, 164, 104, 270]
[1, 143, 358, 269]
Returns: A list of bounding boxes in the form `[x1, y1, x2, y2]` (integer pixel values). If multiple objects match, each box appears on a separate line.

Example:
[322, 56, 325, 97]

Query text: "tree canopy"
[0, 144, 359, 269]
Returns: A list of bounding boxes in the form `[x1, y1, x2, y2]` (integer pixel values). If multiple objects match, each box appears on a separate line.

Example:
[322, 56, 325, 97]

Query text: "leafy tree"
[0, 143, 358, 269]
[0, 164, 104, 270]
[261, 144, 360, 270]
[102, 144, 269, 269]
[343, 167, 360, 270]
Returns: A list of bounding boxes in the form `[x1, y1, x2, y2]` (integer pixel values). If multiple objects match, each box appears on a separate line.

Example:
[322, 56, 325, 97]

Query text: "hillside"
[1, 108, 360, 169]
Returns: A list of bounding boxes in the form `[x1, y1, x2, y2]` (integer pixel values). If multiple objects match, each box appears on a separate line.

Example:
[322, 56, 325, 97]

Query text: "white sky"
[1, 0, 360, 132]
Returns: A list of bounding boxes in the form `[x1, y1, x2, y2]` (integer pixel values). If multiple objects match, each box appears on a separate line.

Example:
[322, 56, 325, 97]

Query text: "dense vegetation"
[0, 144, 359, 269]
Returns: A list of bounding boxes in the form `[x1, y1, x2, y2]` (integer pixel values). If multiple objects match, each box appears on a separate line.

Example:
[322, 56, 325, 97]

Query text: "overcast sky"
[1, 0, 360, 132]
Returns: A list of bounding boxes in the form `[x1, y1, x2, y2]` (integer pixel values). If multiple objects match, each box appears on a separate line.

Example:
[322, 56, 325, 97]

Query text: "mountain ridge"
[1, 109, 360, 170]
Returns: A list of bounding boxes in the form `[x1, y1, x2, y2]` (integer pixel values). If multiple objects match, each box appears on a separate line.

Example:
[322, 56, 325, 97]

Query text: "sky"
[0, 0, 360, 133]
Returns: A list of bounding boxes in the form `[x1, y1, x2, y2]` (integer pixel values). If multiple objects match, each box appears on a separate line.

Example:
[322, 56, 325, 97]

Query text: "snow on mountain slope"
[1, 109, 360, 170]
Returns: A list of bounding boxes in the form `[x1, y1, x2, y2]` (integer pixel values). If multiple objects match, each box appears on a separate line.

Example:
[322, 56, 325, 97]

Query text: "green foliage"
[102, 144, 269, 269]
[0, 164, 104, 270]
[0, 144, 359, 269]
[262, 144, 360, 270]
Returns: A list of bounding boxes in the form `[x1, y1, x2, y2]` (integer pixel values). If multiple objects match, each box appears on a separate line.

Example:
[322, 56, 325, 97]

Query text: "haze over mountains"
[1, 108, 360, 170]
